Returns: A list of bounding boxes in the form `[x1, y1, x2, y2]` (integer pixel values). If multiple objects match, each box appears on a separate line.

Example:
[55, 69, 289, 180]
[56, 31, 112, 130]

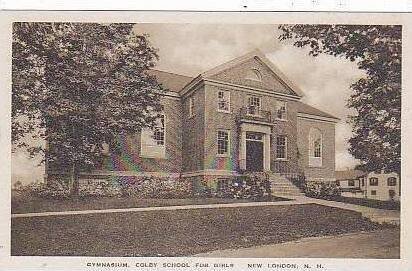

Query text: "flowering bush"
[111, 176, 192, 198]
[305, 182, 341, 199]
[218, 173, 271, 200]
[30, 180, 72, 199]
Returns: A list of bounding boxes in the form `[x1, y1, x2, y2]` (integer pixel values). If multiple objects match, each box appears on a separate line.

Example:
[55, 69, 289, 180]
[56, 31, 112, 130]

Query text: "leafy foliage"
[304, 181, 342, 199]
[216, 173, 272, 200]
[12, 23, 164, 184]
[278, 25, 401, 173]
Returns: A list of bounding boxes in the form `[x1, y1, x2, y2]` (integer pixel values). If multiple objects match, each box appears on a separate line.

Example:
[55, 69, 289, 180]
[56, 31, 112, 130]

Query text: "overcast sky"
[12, 23, 364, 184]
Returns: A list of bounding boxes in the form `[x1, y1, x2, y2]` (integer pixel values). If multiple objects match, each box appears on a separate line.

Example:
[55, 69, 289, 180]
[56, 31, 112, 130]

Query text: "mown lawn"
[11, 192, 290, 214]
[11, 204, 392, 257]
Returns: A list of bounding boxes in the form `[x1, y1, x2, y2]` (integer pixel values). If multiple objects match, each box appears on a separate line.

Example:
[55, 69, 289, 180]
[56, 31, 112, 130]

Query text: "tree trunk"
[69, 162, 80, 196]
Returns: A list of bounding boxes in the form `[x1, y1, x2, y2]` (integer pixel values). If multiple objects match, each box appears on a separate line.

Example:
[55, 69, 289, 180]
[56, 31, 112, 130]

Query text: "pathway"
[195, 228, 400, 258]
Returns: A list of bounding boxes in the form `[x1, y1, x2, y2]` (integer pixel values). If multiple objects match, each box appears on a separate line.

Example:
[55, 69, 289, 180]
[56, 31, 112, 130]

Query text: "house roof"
[148, 69, 193, 93]
[335, 170, 367, 180]
[297, 102, 340, 120]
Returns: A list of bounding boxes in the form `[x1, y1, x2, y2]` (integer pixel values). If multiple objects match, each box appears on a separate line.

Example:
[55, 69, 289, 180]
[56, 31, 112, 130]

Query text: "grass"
[11, 191, 290, 214]
[330, 196, 400, 210]
[11, 203, 393, 257]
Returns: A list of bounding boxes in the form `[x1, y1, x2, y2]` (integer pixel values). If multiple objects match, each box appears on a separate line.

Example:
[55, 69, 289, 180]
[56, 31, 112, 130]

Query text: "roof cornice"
[297, 112, 340, 123]
[204, 79, 302, 101]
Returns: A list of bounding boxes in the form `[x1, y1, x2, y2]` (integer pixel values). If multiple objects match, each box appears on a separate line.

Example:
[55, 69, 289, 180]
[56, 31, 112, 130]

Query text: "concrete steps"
[269, 173, 304, 197]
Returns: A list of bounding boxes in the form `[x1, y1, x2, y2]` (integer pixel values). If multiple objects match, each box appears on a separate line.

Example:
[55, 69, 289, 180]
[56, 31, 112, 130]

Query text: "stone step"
[272, 192, 305, 197]
[272, 189, 302, 194]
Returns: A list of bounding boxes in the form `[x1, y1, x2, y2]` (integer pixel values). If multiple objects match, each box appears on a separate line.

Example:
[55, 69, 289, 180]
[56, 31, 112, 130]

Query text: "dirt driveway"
[196, 228, 400, 258]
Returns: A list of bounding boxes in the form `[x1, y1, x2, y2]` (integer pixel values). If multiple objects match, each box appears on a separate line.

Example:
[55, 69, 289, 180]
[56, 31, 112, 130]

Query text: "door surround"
[239, 123, 271, 171]
[245, 132, 264, 172]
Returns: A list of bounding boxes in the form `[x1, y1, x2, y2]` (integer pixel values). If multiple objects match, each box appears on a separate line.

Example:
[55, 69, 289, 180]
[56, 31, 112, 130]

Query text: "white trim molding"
[205, 79, 301, 101]
[297, 112, 340, 123]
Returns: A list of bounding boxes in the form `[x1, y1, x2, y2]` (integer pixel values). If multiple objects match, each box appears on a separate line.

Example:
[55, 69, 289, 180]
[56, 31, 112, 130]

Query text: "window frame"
[276, 135, 288, 160]
[276, 100, 287, 120]
[217, 130, 230, 157]
[387, 177, 397, 186]
[369, 177, 379, 186]
[348, 180, 355, 187]
[247, 95, 262, 116]
[140, 114, 166, 159]
[217, 90, 231, 113]
[308, 128, 323, 167]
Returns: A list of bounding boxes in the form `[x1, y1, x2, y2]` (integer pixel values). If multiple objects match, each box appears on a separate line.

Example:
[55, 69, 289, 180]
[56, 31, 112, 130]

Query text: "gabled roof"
[199, 49, 304, 97]
[148, 51, 340, 121]
[336, 170, 367, 180]
[297, 102, 340, 120]
[148, 69, 193, 93]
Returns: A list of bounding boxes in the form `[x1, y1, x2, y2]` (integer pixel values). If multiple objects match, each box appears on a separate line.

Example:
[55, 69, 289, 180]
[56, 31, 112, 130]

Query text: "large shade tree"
[12, 23, 164, 193]
[278, 25, 401, 174]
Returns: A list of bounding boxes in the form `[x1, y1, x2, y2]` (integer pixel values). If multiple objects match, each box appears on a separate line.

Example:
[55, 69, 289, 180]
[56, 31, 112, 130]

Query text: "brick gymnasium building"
[47, 50, 340, 194]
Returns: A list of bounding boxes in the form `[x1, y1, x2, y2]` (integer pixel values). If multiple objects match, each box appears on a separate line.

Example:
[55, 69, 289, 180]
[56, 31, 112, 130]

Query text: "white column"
[240, 130, 247, 170]
[263, 133, 271, 171]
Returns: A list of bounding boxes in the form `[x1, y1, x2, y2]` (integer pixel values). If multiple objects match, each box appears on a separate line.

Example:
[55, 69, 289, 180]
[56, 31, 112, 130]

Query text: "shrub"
[111, 176, 192, 199]
[30, 180, 72, 199]
[305, 181, 341, 199]
[219, 173, 271, 200]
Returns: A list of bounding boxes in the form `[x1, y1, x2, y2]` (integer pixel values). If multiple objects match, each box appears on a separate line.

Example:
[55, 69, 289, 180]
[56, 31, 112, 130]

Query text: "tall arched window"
[309, 128, 322, 167]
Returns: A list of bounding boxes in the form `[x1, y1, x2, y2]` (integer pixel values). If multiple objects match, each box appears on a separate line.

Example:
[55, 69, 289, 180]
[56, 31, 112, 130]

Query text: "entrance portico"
[239, 123, 271, 172]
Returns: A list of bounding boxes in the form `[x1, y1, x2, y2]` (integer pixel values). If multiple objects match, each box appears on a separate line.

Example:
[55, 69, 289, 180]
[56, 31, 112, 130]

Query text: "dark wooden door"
[246, 140, 264, 172]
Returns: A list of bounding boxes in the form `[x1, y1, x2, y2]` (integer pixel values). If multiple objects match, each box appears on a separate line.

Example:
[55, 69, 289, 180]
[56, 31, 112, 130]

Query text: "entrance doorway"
[245, 132, 264, 172]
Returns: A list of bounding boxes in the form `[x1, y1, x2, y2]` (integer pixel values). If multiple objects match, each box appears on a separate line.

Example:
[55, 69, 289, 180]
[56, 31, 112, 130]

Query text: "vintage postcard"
[0, 10, 411, 271]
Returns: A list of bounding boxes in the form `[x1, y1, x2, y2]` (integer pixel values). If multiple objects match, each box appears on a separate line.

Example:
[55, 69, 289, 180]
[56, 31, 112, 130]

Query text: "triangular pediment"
[201, 50, 303, 97]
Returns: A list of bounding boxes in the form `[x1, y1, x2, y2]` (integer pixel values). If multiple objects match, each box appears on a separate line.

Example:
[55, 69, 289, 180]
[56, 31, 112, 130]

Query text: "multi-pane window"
[276, 135, 287, 159]
[309, 128, 322, 167]
[314, 138, 321, 158]
[153, 115, 165, 146]
[188, 96, 194, 117]
[348, 180, 355, 186]
[369, 177, 378, 186]
[247, 96, 261, 115]
[140, 114, 166, 158]
[387, 177, 397, 186]
[217, 130, 230, 156]
[217, 90, 230, 112]
[276, 101, 287, 120]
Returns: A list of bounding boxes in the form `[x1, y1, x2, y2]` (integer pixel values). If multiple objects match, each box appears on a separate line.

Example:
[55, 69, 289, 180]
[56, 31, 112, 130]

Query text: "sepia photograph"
[8, 17, 402, 262]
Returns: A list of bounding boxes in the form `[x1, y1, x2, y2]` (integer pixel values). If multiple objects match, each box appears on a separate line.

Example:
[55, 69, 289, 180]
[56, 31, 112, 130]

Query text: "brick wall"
[182, 86, 206, 172]
[204, 84, 239, 172]
[102, 96, 183, 173]
[203, 83, 301, 173]
[297, 117, 336, 181]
